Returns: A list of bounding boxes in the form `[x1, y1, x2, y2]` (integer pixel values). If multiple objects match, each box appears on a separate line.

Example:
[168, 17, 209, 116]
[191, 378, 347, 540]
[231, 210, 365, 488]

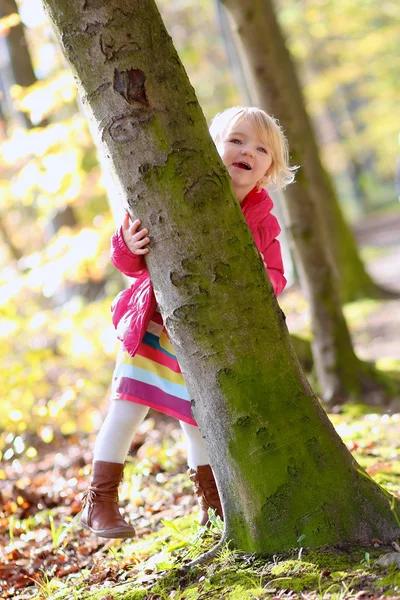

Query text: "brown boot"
[80, 461, 136, 539]
[189, 464, 223, 526]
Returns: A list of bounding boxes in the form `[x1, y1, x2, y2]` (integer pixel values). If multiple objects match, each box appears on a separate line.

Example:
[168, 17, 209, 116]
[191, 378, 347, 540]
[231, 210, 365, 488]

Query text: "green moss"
[228, 589, 264, 600]
[267, 564, 323, 592]
[270, 559, 317, 576]
[80, 584, 147, 600]
[209, 567, 259, 587]
[378, 567, 400, 589]
[303, 548, 372, 571]
[269, 559, 319, 591]
[272, 573, 320, 592]
[179, 568, 263, 600]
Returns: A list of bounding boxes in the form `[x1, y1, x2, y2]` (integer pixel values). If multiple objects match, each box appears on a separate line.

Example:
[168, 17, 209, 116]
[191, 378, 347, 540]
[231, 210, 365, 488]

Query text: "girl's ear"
[257, 168, 271, 189]
[256, 178, 265, 189]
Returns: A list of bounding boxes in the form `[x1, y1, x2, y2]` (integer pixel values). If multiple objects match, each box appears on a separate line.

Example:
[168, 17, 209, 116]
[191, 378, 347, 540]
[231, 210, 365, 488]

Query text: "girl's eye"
[230, 138, 241, 144]
[258, 147, 267, 154]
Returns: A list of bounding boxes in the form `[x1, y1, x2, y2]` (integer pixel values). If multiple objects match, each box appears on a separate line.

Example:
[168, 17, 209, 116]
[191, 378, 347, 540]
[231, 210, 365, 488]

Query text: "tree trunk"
[221, 0, 395, 304]
[41, 0, 400, 553]
[0, 0, 37, 128]
[222, 0, 398, 405]
[0, 0, 37, 87]
[303, 41, 375, 215]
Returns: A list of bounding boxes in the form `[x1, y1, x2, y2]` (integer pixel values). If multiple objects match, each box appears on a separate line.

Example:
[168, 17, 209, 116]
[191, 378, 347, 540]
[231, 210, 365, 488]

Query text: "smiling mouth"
[233, 162, 252, 170]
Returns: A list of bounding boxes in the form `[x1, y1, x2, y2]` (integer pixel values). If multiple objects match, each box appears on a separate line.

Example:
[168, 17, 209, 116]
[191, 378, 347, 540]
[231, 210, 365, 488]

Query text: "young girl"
[80, 106, 295, 539]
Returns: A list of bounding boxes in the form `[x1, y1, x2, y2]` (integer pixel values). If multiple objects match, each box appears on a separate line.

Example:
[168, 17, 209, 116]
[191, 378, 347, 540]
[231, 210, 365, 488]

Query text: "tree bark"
[222, 0, 398, 405]
[41, 0, 400, 553]
[221, 0, 395, 304]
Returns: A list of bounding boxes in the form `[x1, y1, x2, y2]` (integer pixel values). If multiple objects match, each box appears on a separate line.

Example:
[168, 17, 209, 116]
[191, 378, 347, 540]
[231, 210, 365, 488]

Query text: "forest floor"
[1, 207, 400, 600]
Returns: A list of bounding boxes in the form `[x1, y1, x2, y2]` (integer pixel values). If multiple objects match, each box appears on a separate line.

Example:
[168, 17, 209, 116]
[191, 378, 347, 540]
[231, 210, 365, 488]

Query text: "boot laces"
[82, 487, 117, 506]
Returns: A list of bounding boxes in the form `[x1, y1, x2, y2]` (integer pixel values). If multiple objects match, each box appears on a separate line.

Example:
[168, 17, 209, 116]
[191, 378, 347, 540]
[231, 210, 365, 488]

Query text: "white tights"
[93, 400, 210, 469]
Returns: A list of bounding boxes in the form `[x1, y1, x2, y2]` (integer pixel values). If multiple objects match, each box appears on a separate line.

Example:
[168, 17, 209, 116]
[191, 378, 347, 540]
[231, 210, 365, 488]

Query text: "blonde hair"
[209, 106, 297, 190]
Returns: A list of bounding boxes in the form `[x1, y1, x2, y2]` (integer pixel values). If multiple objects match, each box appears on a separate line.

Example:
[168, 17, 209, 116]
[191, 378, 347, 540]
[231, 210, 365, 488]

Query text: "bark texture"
[221, 0, 392, 304]
[223, 0, 395, 405]
[42, 0, 400, 552]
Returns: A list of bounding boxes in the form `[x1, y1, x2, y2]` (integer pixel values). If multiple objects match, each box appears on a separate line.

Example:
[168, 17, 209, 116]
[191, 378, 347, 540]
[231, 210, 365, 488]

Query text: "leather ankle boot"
[80, 460, 136, 539]
[189, 464, 223, 526]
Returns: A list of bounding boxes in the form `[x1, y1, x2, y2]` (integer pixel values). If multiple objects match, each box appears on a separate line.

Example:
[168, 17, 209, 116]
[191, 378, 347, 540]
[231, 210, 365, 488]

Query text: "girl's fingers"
[132, 220, 142, 233]
[135, 237, 150, 248]
[131, 227, 148, 241]
[135, 248, 150, 255]
[123, 212, 131, 229]
[127, 217, 141, 233]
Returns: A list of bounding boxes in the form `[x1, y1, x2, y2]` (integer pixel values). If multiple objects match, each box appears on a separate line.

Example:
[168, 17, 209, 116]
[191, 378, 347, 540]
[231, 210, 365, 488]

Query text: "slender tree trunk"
[0, 73, 11, 134]
[222, 0, 398, 405]
[315, 100, 369, 215]
[41, 0, 400, 553]
[325, 102, 370, 214]
[304, 45, 374, 214]
[0, 0, 37, 127]
[0, 0, 37, 87]
[302, 58, 371, 215]
[221, 0, 395, 303]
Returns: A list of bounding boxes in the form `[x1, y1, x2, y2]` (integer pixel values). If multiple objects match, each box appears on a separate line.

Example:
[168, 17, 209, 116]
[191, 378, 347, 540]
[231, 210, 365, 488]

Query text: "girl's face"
[217, 118, 273, 202]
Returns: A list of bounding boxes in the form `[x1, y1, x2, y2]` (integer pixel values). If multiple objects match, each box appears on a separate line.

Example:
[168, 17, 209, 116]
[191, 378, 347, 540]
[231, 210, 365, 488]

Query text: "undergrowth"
[34, 513, 400, 600]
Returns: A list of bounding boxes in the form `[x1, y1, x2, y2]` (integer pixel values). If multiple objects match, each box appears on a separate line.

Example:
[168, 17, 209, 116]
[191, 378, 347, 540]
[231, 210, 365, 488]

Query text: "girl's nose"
[241, 147, 254, 157]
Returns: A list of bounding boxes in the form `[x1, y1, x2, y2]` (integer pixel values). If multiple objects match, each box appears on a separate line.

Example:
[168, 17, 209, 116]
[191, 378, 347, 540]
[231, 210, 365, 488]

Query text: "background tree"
[0, 0, 36, 86]
[41, 0, 400, 553]
[0, 0, 37, 127]
[278, 0, 399, 211]
[219, 0, 394, 305]
[220, 0, 399, 405]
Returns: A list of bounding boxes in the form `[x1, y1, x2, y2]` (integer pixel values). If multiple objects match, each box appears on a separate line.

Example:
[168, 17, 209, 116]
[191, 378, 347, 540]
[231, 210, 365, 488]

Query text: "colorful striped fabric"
[111, 311, 197, 426]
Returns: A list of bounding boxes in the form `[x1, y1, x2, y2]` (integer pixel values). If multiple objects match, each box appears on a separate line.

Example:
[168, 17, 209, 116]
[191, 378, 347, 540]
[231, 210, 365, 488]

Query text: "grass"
[47, 543, 399, 600]
[29, 512, 400, 600]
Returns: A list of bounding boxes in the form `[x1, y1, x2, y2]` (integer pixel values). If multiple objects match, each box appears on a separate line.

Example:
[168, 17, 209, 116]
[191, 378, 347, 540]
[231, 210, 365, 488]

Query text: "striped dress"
[111, 311, 197, 426]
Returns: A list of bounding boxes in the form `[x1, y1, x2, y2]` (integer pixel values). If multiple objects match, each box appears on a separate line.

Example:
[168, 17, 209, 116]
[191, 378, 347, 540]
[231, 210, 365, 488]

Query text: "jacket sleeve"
[110, 226, 147, 278]
[256, 215, 287, 296]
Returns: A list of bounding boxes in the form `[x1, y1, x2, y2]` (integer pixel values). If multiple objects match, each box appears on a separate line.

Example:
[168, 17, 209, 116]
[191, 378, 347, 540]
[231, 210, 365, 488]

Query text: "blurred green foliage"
[279, 0, 400, 214]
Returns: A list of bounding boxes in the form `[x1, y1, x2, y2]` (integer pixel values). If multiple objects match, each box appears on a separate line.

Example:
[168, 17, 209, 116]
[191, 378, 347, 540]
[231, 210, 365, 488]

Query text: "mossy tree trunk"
[222, 0, 397, 405]
[221, 0, 394, 304]
[41, 0, 400, 553]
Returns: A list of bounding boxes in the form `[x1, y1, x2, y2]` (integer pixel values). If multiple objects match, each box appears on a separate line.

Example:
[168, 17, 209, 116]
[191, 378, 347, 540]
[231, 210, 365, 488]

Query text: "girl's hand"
[260, 251, 267, 269]
[122, 212, 150, 255]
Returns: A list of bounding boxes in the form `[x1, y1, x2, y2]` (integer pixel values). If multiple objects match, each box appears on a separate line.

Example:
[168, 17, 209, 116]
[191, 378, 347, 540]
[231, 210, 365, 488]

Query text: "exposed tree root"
[184, 535, 228, 569]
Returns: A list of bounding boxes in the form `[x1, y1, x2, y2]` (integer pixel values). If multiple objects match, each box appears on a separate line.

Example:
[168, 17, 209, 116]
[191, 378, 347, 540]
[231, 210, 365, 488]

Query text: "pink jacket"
[111, 187, 286, 356]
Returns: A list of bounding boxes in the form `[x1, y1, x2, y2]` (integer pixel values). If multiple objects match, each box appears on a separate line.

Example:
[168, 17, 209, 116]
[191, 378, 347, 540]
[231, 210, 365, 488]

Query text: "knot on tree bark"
[113, 68, 148, 106]
[108, 109, 152, 143]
